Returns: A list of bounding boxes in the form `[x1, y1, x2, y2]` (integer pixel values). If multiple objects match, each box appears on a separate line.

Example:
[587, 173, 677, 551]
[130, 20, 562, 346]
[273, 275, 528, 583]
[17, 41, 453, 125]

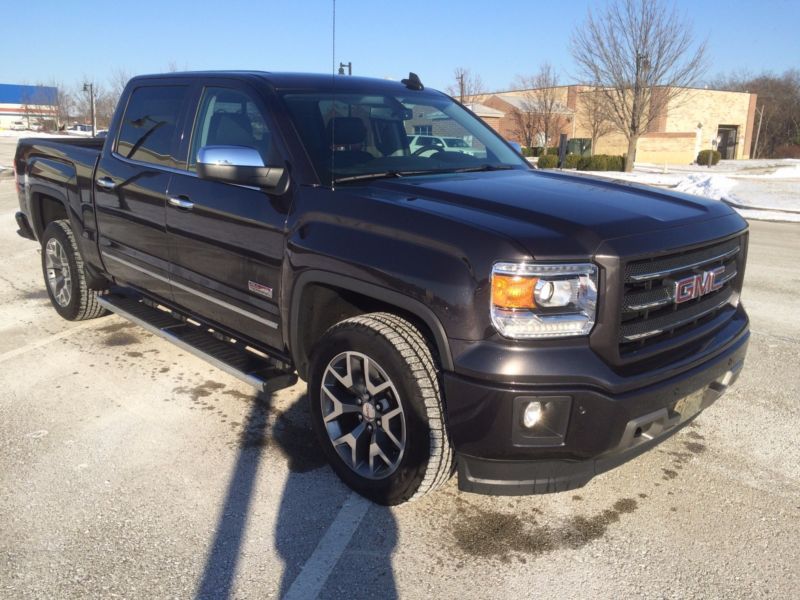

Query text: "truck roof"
[129, 71, 438, 95]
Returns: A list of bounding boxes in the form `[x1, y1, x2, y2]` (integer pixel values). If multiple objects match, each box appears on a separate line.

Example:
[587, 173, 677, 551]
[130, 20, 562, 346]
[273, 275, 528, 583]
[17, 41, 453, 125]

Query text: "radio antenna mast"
[330, 0, 336, 190]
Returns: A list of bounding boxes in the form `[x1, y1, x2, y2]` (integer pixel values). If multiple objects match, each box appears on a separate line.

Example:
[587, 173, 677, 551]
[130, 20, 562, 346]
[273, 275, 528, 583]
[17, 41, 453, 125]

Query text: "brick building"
[475, 85, 758, 164]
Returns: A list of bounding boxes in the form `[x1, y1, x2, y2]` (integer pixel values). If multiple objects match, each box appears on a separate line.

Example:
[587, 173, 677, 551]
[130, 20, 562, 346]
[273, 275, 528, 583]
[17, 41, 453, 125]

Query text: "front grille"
[619, 237, 742, 354]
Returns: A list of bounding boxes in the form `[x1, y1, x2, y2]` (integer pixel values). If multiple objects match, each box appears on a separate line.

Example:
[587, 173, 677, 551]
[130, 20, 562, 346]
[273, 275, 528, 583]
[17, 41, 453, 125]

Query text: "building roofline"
[481, 83, 754, 96]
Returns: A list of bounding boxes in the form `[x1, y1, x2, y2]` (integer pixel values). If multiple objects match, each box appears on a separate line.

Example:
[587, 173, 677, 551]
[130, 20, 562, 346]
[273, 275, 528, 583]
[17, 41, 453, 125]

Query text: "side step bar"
[97, 293, 298, 393]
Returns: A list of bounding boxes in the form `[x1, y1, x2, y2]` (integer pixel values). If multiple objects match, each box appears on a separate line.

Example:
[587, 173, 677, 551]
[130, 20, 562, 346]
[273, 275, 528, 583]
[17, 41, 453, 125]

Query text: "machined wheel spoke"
[381, 425, 403, 452]
[332, 421, 368, 467]
[366, 378, 391, 396]
[322, 386, 362, 423]
[369, 435, 392, 475]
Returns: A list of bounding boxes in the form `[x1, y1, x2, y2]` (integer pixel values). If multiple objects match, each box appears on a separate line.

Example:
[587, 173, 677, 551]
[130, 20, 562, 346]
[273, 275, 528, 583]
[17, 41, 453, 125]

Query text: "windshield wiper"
[332, 164, 514, 184]
[446, 164, 514, 173]
[333, 171, 407, 184]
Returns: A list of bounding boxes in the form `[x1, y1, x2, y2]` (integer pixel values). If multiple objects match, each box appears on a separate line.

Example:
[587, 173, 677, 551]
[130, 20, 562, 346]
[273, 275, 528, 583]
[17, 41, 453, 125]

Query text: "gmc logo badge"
[674, 266, 725, 304]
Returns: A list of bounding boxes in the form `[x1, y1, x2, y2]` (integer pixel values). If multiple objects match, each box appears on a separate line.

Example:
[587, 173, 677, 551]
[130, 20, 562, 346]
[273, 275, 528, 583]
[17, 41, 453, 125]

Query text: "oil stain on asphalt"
[103, 332, 140, 346]
[450, 427, 707, 562]
[451, 497, 639, 562]
[170, 381, 326, 474]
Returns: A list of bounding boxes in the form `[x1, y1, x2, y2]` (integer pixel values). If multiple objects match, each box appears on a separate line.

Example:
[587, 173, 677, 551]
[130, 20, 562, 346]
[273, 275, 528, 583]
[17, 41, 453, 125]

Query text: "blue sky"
[2, 0, 797, 92]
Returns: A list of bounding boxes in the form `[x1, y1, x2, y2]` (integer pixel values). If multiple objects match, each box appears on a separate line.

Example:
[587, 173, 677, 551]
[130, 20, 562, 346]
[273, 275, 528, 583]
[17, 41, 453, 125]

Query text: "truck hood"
[373, 169, 741, 258]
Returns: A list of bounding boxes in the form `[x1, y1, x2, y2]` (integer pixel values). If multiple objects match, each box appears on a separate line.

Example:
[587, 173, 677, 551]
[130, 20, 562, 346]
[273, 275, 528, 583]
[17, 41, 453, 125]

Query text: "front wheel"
[308, 313, 454, 505]
[41, 219, 107, 321]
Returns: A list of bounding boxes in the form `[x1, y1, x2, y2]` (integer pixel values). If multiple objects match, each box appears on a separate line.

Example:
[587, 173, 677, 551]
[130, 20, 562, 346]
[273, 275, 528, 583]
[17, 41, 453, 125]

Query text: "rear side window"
[116, 85, 189, 168]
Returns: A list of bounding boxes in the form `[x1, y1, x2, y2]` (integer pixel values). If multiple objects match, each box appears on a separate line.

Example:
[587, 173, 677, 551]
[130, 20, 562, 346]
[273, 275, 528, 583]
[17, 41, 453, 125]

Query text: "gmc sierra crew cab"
[14, 71, 749, 505]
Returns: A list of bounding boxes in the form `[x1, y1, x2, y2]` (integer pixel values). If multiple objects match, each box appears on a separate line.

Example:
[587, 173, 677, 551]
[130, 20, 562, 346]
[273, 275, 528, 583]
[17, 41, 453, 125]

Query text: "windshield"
[280, 90, 527, 184]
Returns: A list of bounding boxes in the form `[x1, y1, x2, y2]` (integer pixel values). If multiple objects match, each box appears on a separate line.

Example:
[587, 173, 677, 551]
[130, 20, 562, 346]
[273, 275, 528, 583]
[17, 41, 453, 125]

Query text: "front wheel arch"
[289, 271, 454, 380]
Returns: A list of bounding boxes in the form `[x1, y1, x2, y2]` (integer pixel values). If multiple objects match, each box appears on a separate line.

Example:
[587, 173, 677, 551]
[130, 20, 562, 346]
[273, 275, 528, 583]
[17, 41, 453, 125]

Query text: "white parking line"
[0, 321, 98, 364]
[283, 491, 371, 600]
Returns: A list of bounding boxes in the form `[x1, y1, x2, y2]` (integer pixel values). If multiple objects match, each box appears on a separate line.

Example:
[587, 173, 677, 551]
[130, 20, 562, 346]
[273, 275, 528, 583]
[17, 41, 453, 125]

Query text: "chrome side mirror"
[196, 145, 289, 194]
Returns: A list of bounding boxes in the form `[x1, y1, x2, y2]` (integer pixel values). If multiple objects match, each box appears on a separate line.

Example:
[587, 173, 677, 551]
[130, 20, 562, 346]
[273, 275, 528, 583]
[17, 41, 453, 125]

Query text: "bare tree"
[510, 63, 562, 151]
[94, 85, 117, 128]
[20, 89, 35, 130]
[509, 106, 539, 149]
[571, 0, 707, 171]
[45, 81, 74, 130]
[110, 68, 132, 99]
[447, 67, 485, 103]
[578, 88, 615, 155]
[711, 69, 800, 158]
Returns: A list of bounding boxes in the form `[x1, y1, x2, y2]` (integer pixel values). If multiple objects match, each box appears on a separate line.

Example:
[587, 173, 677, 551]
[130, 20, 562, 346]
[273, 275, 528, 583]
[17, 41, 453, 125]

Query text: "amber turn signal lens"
[492, 274, 537, 309]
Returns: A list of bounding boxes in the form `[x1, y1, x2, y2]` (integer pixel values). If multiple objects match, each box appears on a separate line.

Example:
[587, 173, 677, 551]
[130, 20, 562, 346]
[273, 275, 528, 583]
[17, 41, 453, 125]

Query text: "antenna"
[330, 0, 336, 190]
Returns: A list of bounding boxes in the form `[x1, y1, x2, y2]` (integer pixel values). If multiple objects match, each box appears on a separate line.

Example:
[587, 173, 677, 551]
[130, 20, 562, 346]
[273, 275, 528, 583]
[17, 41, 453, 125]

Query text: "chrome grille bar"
[620, 288, 734, 343]
[627, 244, 740, 282]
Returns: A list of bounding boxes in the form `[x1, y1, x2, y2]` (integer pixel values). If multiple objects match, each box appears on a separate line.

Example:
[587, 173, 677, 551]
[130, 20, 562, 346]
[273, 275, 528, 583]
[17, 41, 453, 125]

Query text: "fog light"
[522, 401, 543, 428]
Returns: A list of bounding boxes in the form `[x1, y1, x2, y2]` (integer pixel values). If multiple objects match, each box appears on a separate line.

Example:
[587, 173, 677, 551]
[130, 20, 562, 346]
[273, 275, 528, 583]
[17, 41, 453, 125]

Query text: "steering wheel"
[412, 145, 446, 157]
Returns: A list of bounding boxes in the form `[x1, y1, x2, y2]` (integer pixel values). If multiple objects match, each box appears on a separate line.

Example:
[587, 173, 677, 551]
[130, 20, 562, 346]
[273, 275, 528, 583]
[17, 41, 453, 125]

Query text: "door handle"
[168, 196, 194, 210]
[96, 176, 116, 190]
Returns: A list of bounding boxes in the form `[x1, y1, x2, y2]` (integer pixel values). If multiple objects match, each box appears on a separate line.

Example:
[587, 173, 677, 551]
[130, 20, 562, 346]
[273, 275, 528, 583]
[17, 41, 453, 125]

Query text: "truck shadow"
[195, 390, 399, 599]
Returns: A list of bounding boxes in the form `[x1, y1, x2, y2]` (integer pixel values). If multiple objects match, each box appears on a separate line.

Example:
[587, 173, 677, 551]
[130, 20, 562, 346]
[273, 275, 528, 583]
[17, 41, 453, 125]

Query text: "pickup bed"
[14, 71, 750, 504]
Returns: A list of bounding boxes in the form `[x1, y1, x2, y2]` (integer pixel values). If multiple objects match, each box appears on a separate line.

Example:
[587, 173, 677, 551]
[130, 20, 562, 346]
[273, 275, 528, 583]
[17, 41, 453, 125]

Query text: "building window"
[413, 125, 432, 135]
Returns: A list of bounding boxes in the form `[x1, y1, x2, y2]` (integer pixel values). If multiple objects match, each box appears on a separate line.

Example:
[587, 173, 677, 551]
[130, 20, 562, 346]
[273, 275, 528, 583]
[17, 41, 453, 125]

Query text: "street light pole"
[83, 82, 96, 136]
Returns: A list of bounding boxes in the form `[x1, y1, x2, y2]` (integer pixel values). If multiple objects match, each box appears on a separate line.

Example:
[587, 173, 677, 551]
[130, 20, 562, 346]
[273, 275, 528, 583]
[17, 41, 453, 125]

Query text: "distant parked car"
[407, 134, 485, 158]
[11, 121, 27, 131]
[67, 124, 94, 137]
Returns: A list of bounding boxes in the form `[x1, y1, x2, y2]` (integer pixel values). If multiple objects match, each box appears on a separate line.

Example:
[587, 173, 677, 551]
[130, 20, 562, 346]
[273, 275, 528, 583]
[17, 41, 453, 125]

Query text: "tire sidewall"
[309, 323, 432, 505]
[41, 222, 83, 321]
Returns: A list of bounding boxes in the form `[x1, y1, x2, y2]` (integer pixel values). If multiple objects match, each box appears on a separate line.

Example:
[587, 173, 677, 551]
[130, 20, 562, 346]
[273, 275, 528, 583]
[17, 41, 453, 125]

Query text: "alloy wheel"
[320, 351, 406, 479]
[45, 238, 72, 307]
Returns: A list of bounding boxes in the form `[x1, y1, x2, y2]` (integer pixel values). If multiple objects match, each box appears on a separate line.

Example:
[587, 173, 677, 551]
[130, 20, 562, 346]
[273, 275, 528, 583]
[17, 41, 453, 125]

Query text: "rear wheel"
[41, 219, 107, 321]
[309, 313, 454, 505]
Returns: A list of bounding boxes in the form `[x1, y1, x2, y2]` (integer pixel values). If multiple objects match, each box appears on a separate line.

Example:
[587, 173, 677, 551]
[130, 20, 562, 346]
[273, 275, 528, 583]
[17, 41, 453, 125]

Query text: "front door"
[717, 125, 739, 160]
[166, 83, 292, 352]
[95, 83, 192, 301]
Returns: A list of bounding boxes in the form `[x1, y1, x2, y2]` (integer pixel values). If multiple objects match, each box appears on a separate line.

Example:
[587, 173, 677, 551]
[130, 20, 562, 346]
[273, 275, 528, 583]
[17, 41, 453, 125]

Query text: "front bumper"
[445, 324, 748, 496]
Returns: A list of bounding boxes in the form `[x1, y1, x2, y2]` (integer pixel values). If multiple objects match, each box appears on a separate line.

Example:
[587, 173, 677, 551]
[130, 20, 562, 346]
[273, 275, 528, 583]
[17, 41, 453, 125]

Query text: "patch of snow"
[0, 130, 73, 139]
[574, 158, 799, 223]
[673, 173, 738, 200]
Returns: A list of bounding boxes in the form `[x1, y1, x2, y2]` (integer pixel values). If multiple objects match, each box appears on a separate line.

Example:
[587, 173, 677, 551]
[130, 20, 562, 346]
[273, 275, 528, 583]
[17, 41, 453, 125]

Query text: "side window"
[116, 85, 189, 168]
[189, 87, 275, 169]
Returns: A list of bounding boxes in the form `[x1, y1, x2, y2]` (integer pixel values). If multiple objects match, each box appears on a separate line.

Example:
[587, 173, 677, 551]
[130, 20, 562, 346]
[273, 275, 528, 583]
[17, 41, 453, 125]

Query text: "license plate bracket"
[673, 388, 705, 421]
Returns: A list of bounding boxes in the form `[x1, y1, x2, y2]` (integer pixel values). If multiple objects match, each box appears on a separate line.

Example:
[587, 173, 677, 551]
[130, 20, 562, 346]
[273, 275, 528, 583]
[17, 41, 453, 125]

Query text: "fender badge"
[248, 280, 273, 299]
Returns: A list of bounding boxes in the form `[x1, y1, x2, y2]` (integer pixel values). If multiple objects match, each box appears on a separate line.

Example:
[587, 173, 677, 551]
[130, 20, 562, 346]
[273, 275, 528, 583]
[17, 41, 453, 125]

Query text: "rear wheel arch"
[289, 271, 454, 380]
[29, 189, 69, 240]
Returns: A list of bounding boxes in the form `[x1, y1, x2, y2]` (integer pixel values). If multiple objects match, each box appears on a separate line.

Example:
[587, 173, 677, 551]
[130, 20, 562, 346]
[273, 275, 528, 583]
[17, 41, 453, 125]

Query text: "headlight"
[491, 262, 598, 338]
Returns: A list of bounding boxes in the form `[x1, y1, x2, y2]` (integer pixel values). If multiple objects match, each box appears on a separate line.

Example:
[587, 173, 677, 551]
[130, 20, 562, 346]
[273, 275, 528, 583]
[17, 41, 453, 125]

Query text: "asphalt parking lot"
[1, 136, 798, 598]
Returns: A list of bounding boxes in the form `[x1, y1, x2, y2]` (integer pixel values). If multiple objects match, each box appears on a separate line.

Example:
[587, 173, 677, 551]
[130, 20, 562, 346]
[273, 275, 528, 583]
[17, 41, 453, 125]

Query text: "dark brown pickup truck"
[14, 71, 749, 504]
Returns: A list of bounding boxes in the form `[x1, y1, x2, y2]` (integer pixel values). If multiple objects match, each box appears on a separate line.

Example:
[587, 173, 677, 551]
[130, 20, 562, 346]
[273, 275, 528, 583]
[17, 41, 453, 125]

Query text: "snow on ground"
[581, 159, 800, 222]
[0, 130, 73, 139]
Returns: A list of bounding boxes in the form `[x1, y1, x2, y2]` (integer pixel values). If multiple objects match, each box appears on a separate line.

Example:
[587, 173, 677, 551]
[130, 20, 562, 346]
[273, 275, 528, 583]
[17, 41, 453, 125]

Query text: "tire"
[309, 312, 455, 505]
[41, 219, 108, 321]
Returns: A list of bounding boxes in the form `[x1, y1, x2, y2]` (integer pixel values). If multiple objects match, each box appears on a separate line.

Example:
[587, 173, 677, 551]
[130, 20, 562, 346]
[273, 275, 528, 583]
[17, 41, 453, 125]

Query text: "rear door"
[94, 82, 193, 301]
[165, 80, 292, 351]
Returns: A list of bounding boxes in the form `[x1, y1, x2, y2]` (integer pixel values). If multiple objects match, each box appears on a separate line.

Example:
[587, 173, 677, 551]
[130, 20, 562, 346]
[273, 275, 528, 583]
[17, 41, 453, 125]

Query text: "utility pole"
[83, 82, 96, 136]
[753, 104, 764, 159]
[457, 72, 465, 104]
